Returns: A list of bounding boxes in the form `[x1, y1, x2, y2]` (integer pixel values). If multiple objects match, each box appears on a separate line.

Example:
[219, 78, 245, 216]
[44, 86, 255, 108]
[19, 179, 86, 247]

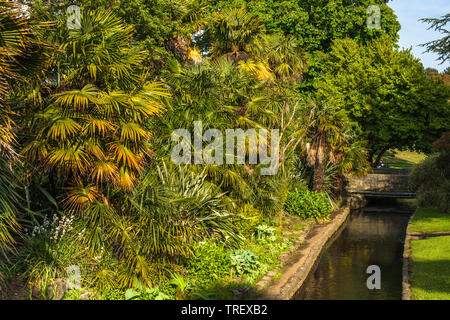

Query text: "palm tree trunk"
[313, 134, 325, 192]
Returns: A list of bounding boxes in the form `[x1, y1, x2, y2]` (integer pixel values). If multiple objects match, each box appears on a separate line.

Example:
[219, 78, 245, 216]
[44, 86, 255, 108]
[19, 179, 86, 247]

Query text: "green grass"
[410, 207, 450, 234]
[381, 150, 427, 169]
[410, 236, 450, 300]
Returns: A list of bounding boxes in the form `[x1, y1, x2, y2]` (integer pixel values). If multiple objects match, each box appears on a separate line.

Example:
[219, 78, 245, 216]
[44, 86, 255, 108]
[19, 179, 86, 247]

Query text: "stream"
[293, 204, 412, 300]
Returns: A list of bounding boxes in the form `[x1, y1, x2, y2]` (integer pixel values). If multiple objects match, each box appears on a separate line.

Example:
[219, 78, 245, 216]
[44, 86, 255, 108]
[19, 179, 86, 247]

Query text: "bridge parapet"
[345, 171, 411, 193]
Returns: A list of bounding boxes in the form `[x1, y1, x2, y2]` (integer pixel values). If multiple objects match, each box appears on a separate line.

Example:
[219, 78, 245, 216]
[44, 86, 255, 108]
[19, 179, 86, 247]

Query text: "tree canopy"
[199, 0, 401, 52]
[317, 36, 450, 165]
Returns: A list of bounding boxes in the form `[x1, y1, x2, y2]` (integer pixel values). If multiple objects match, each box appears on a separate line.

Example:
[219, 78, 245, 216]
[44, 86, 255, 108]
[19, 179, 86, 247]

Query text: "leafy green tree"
[425, 67, 439, 76]
[200, 0, 400, 52]
[317, 36, 450, 166]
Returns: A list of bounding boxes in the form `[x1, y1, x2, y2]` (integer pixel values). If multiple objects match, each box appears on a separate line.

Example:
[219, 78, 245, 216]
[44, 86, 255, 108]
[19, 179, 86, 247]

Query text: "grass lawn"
[409, 207, 450, 234]
[381, 150, 427, 169]
[410, 236, 450, 300]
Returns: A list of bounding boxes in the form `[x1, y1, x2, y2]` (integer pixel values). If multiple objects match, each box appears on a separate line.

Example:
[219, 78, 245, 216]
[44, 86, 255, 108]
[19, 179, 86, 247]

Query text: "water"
[293, 208, 411, 300]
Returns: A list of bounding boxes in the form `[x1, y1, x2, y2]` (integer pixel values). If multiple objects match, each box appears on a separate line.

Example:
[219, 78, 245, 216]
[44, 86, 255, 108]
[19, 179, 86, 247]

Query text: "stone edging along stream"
[256, 206, 351, 300]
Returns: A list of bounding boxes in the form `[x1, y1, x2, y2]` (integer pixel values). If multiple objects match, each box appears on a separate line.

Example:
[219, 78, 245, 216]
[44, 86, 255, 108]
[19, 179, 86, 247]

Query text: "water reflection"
[293, 209, 411, 300]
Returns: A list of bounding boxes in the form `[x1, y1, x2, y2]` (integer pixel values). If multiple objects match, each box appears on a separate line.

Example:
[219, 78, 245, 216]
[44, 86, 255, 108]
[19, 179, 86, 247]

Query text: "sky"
[389, 0, 449, 72]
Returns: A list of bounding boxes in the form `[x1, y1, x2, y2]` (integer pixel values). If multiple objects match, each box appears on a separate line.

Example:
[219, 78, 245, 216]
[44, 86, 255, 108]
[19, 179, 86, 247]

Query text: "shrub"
[183, 241, 232, 289]
[101, 289, 125, 300]
[19, 214, 89, 297]
[229, 250, 260, 275]
[284, 189, 332, 220]
[236, 204, 263, 238]
[410, 152, 450, 213]
[255, 224, 276, 241]
[125, 287, 171, 300]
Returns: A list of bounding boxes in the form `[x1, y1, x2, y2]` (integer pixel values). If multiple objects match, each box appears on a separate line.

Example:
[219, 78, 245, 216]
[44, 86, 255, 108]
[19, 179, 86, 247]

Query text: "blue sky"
[389, 0, 449, 72]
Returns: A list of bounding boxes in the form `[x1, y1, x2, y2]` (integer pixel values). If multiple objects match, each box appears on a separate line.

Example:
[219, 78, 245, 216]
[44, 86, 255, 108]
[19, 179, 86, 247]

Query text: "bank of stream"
[293, 201, 412, 300]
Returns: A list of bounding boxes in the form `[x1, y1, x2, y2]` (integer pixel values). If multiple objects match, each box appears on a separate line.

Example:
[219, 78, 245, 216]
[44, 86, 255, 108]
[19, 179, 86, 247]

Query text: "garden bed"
[257, 206, 351, 300]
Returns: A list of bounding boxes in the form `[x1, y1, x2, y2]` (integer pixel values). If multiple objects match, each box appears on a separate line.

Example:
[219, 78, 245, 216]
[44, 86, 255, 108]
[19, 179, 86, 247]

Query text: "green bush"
[410, 153, 450, 213]
[255, 224, 276, 241]
[236, 204, 263, 238]
[125, 287, 171, 300]
[284, 189, 332, 220]
[229, 250, 260, 275]
[19, 214, 91, 297]
[101, 289, 125, 300]
[183, 241, 232, 289]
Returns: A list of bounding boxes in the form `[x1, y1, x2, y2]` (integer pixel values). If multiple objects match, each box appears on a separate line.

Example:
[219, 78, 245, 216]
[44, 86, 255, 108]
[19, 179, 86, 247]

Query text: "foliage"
[255, 224, 276, 241]
[317, 36, 450, 163]
[183, 241, 233, 289]
[123, 163, 241, 255]
[0, 0, 51, 268]
[410, 132, 450, 213]
[21, 0, 206, 74]
[229, 249, 260, 275]
[125, 287, 171, 300]
[285, 189, 332, 220]
[19, 9, 169, 197]
[420, 13, 449, 65]
[168, 273, 193, 300]
[236, 204, 263, 239]
[200, 0, 400, 52]
[101, 289, 125, 300]
[2, 0, 445, 301]
[0, 155, 20, 260]
[18, 213, 94, 297]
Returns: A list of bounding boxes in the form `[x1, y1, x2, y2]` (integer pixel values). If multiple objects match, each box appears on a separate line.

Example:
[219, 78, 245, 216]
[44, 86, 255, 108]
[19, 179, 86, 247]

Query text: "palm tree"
[305, 101, 349, 192]
[21, 9, 170, 210]
[0, 0, 49, 264]
[207, 5, 264, 62]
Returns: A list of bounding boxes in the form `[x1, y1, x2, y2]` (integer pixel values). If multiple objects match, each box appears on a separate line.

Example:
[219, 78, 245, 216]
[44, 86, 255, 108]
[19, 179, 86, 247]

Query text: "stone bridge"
[345, 169, 415, 208]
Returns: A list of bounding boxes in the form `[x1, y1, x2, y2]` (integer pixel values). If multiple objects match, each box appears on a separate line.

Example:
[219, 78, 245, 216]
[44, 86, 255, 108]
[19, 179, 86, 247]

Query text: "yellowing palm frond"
[47, 118, 81, 141]
[91, 160, 118, 184]
[117, 167, 136, 191]
[54, 84, 102, 110]
[47, 146, 90, 173]
[120, 122, 150, 143]
[21, 139, 50, 162]
[83, 139, 105, 159]
[238, 59, 274, 82]
[85, 118, 116, 137]
[188, 47, 202, 63]
[65, 183, 100, 212]
[108, 141, 141, 170]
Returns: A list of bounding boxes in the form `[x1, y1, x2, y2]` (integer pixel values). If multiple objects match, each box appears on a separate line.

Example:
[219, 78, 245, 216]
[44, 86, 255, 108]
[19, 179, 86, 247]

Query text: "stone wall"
[345, 173, 410, 193]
